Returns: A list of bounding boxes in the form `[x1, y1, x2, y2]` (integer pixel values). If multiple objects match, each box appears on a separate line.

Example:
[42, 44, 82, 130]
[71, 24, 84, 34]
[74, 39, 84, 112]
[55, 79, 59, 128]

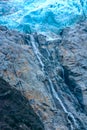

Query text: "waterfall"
[30, 35, 44, 70]
[48, 78, 79, 130]
[30, 34, 79, 130]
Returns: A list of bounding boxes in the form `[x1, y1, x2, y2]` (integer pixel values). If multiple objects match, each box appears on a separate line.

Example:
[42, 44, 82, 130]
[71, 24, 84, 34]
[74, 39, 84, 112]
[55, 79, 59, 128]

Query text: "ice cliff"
[0, 0, 87, 33]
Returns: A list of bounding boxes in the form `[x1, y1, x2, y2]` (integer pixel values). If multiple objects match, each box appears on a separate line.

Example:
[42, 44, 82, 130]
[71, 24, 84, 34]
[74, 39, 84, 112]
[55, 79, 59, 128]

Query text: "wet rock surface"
[0, 77, 44, 130]
[0, 20, 87, 130]
[58, 21, 87, 111]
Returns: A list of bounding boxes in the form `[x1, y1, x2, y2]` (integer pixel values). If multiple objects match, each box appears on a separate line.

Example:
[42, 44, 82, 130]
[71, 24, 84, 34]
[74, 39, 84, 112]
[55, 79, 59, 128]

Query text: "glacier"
[0, 0, 87, 33]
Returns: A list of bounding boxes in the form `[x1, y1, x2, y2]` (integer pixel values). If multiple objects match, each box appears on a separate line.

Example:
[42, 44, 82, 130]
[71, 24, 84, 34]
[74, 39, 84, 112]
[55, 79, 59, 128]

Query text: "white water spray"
[30, 35, 79, 130]
[30, 35, 44, 69]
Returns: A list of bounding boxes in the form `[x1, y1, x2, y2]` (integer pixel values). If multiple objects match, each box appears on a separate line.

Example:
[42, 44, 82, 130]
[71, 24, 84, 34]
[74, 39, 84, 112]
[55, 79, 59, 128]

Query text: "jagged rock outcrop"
[58, 21, 87, 112]
[0, 77, 44, 130]
[0, 20, 87, 130]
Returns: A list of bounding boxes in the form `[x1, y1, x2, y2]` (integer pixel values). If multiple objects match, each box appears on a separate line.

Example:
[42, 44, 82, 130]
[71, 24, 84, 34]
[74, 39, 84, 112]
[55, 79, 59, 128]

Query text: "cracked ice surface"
[0, 0, 87, 33]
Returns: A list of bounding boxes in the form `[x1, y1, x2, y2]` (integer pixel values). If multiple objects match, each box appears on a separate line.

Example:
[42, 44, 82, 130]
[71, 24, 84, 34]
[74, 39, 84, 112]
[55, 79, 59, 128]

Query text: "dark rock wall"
[0, 78, 44, 130]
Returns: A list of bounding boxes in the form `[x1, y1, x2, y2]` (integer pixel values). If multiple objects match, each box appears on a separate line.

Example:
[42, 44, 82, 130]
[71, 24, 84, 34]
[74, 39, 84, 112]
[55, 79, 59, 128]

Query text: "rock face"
[0, 77, 45, 130]
[58, 21, 87, 112]
[0, 20, 87, 130]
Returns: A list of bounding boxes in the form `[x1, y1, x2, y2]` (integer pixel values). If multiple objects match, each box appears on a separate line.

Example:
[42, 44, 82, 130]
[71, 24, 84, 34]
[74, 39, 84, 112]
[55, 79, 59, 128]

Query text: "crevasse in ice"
[0, 0, 87, 33]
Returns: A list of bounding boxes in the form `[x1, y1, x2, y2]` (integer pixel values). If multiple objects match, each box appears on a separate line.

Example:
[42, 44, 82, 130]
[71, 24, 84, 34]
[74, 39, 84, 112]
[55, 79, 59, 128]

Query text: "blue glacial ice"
[0, 0, 87, 33]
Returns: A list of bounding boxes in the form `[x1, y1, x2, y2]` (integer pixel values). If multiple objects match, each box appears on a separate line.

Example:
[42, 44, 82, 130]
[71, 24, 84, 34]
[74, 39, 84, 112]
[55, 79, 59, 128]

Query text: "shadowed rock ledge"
[0, 77, 45, 130]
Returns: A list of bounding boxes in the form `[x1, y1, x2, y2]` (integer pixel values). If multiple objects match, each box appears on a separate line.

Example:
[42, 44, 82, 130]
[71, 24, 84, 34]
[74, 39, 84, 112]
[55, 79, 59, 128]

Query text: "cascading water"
[30, 35, 44, 69]
[30, 34, 79, 130]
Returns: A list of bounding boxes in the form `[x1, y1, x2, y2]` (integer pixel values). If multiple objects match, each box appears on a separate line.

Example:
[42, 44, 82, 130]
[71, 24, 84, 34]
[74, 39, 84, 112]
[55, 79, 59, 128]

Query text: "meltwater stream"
[30, 35, 79, 130]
